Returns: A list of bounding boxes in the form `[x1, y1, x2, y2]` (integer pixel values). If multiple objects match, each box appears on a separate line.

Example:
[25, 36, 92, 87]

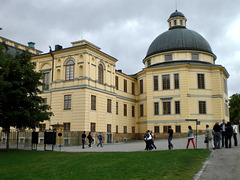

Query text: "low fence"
[0, 130, 82, 149]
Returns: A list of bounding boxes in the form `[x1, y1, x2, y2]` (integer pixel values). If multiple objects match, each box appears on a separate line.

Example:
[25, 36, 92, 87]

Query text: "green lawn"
[0, 149, 211, 180]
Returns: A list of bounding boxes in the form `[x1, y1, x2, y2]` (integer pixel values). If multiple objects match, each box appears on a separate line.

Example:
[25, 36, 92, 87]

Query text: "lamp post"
[185, 119, 201, 149]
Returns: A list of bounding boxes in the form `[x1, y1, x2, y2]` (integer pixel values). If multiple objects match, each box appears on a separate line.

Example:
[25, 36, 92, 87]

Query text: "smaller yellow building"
[32, 10, 229, 143]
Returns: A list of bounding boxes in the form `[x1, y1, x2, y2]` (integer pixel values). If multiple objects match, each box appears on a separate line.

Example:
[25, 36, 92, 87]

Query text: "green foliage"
[0, 149, 211, 180]
[0, 45, 52, 132]
[229, 93, 240, 122]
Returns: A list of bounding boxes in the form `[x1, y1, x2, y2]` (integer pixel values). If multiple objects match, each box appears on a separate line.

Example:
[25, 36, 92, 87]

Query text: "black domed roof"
[169, 10, 185, 18]
[146, 27, 215, 58]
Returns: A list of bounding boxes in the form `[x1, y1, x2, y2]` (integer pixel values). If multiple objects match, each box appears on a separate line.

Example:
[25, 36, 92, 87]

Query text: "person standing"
[233, 121, 238, 146]
[81, 131, 86, 149]
[213, 122, 221, 149]
[87, 132, 93, 147]
[186, 126, 195, 149]
[220, 119, 227, 147]
[144, 130, 152, 150]
[238, 120, 240, 133]
[205, 125, 215, 150]
[225, 122, 233, 148]
[97, 132, 103, 147]
[168, 127, 174, 150]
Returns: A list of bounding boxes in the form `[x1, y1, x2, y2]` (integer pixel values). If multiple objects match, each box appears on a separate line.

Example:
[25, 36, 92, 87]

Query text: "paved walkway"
[27, 134, 206, 152]
[16, 134, 240, 180]
[195, 137, 240, 180]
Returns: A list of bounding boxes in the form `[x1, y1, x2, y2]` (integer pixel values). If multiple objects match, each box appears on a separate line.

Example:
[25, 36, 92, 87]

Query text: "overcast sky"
[1, 0, 240, 96]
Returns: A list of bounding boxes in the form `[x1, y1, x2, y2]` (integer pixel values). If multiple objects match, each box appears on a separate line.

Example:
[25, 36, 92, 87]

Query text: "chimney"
[28, 42, 35, 49]
[55, 44, 63, 51]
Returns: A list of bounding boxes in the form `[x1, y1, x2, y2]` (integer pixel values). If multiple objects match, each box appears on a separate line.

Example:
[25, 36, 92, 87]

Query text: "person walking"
[205, 125, 215, 150]
[213, 122, 221, 149]
[168, 126, 174, 150]
[225, 122, 233, 148]
[97, 132, 103, 147]
[87, 132, 94, 147]
[233, 121, 238, 146]
[81, 131, 86, 149]
[150, 131, 157, 149]
[220, 119, 227, 147]
[186, 126, 195, 149]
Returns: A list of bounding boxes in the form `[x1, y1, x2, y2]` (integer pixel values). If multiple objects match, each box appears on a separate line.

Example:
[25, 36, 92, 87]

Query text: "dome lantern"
[167, 10, 187, 29]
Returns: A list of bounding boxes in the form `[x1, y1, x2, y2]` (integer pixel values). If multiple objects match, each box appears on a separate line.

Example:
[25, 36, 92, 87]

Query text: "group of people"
[206, 120, 238, 149]
[144, 130, 157, 150]
[81, 120, 238, 150]
[81, 131, 103, 149]
[145, 120, 238, 151]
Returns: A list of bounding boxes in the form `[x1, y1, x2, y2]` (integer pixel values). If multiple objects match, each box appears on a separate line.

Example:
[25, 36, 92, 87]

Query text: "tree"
[0, 45, 52, 151]
[229, 93, 240, 122]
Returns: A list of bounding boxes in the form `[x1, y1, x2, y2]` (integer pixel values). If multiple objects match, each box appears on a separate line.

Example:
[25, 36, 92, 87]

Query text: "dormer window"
[165, 54, 172, 61]
[191, 53, 199, 60]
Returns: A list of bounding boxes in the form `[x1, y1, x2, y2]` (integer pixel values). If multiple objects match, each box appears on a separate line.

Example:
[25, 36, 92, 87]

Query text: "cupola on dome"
[145, 10, 216, 59]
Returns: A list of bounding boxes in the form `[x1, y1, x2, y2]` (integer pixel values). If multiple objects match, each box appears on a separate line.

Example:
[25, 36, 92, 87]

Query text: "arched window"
[65, 60, 74, 81]
[98, 64, 104, 84]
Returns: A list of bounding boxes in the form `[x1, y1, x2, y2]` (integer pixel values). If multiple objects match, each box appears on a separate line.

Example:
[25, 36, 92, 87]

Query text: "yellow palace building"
[32, 10, 229, 142]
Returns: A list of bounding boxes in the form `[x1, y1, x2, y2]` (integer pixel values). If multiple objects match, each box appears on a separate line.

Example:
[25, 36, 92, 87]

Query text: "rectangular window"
[132, 106, 135, 117]
[115, 76, 119, 90]
[199, 101, 206, 114]
[224, 78, 228, 94]
[163, 101, 171, 115]
[64, 95, 71, 110]
[154, 102, 159, 115]
[124, 104, 127, 116]
[225, 103, 229, 117]
[140, 79, 143, 94]
[132, 126, 135, 133]
[91, 95, 96, 110]
[63, 123, 70, 131]
[180, 19, 183, 26]
[191, 53, 199, 60]
[42, 98, 47, 105]
[147, 59, 151, 66]
[124, 126, 127, 134]
[163, 126, 171, 133]
[175, 125, 181, 133]
[154, 76, 159, 91]
[165, 54, 172, 61]
[198, 74, 205, 89]
[42, 72, 50, 90]
[124, 79, 127, 92]
[140, 104, 144, 117]
[162, 74, 170, 90]
[132, 82, 135, 95]
[154, 126, 160, 133]
[116, 102, 118, 115]
[174, 73, 179, 89]
[175, 101, 180, 114]
[107, 124, 111, 133]
[39, 124, 46, 131]
[107, 99, 112, 113]
[116, 125, 118, 133]
[90, 122, 96, 132]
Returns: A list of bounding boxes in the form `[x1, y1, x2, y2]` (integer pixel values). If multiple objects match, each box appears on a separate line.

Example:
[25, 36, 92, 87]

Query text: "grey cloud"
[1, 0, 240, 95]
